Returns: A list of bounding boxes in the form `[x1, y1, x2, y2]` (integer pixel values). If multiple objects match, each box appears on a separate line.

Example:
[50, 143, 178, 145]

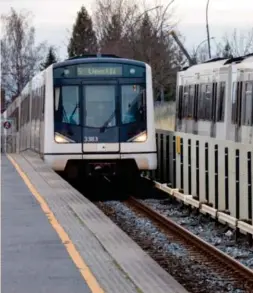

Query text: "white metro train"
[175, 54, 253, 144]
[3, 54, 157, 184]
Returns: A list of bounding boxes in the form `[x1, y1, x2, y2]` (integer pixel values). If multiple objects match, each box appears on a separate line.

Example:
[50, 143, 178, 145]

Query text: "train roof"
[180, 53, 253, 73]
[53, 54, 147, 69]
[180, 58, 229, 73]
[235, 54, 253, 69]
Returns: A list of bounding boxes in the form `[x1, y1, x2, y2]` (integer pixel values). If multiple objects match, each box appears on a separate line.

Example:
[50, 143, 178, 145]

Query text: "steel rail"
[128, 197, 253, 287]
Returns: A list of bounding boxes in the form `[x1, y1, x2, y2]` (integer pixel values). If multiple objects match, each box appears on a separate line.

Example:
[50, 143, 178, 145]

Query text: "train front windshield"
[53, 62, 147, 144]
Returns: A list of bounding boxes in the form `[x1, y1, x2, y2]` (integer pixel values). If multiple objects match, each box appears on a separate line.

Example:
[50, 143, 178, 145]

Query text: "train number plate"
[84, 136, 98, 142]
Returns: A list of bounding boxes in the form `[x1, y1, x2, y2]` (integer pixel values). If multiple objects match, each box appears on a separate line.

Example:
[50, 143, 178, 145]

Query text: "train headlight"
[55, 133, 70, 143]
[133, 131, 147, 142]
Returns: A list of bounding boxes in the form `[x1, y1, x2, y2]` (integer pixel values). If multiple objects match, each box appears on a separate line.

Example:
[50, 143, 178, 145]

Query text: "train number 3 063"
[84, 136, 99, 142]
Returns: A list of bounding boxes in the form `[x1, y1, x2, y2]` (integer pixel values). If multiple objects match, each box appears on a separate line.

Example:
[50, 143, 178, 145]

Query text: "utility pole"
[169, 31, 194, 66]
[206, 0, 211, 58]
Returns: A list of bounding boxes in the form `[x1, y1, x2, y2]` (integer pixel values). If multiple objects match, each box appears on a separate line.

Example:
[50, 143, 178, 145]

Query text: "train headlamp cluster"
[129, 131, 147, 142]
[133, 131, 147, 142]
[55, 133, 73, 143]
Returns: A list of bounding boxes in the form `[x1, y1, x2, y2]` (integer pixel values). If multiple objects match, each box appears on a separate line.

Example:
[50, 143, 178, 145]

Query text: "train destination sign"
[77, 65, 122, 76]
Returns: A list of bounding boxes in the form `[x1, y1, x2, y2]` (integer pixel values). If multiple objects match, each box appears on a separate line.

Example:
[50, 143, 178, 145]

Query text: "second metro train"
[175, 54, 253, 144]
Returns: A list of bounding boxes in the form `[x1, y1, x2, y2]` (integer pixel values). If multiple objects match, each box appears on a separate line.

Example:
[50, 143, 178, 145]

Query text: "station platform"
[1, 151, 189, 293]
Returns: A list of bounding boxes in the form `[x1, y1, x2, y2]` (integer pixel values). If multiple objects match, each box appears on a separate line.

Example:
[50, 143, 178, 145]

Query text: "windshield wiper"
[100, 110, 116, 133]
[69, 102, 79, 123]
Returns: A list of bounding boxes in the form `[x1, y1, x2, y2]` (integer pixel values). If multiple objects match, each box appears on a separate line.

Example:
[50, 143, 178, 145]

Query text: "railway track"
[65, 174, 253, 292]
[127, 197, 253, 292]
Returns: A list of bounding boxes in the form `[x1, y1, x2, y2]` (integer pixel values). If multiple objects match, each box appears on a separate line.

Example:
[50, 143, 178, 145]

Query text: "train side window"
[32, 91, 35, 120]
[28, 94, 30, 123]
[182, 86, 189, 118]
[38, 88, 41, 119]
[23, 97, 27, 124]
[177, 85, 183, 119]
[211, 82, 218, 122]
[39, 86, 42, 121]
[204, 84, 212, 120]
[232, 81, 243, 125]
[10, 108, 19, 131]
[189, 85, 194, 118]
[36, 89, 39, 120]
[31, 91, 35, 120]
[21, 98, 27, 126]
[217, 82, 225, 122]
[37, 88, 40, 120]
[243, 81, 253, 126]
[198, 85, 203, 119]
[54, 87, 60, 111]
[20, 101, 23, 127]
[24, 96, 27, 123]
[14, 109, 19, 131]
[54, 87, 62, 123]
[231, 82, 237, 123]
[198, 84, 212, 120]
[16, 108, 19, 131]
[30, 93, 32, 120]
[34, 89, 37, 120]
[193, 84, 199, 120]
[26, 96, 29, 123]
[34, 91, 37, 120]
[41, 85, 45, 115]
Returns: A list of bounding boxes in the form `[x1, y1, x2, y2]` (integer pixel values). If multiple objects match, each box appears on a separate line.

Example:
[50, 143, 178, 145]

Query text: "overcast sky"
[1, 0, 253, 60]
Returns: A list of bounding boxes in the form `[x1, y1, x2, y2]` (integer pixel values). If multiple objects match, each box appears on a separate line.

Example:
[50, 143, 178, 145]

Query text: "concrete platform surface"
[8, 151, 189, 293]
[1, 154, 92, 293]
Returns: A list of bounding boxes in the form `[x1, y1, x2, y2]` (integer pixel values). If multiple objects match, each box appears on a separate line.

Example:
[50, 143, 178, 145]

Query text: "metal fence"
[145, 130, 253, 227]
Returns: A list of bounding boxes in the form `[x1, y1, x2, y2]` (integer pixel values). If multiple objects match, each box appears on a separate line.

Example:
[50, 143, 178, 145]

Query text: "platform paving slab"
[1, 154, 92, 293]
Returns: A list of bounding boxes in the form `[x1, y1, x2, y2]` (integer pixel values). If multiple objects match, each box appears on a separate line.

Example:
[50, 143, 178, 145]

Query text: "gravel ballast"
[97, 200, 250, 293]
[141, 197, 253, 270]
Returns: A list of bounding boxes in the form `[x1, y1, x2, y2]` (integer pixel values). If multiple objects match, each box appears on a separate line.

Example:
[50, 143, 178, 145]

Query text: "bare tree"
[192, 28, 253, 64]
[191, 43, 210, 64]
[216, 28, 253, 57]
[0, 8, 46, 100]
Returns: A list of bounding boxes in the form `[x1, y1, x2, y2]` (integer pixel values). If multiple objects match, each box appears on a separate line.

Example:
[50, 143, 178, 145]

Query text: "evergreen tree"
[222, 41, 233, 58]
[40, 46, 57, 70]
[100, 14, 122, 53]
[68, 6, 97, 57]
[134, 13, 155, 63]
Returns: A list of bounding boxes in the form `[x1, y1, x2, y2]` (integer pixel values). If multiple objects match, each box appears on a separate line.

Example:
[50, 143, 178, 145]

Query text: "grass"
[154, 101, 176, 131]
